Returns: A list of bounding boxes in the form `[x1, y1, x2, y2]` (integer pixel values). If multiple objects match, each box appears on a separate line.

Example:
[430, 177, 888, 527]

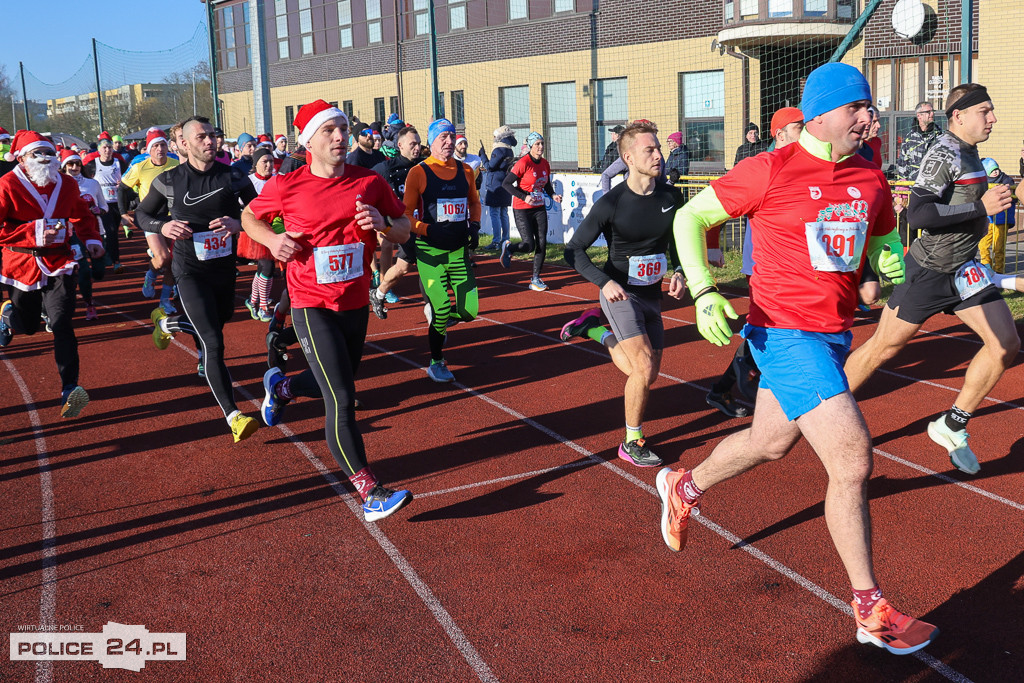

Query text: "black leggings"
[9, 273, 79, 390]
[292, 306, 368, 477]
[510, 206, 548, 278]
[71, 237, 105, 304]
[100, 210, 121, 264]
[165, 268, 237, 416]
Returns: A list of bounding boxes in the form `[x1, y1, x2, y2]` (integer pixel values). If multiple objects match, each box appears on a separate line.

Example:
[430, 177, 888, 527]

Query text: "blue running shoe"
[142, 269, 158, 299]
[0, 300, 12, 347]
[362, 485, 412, 522]
[384, 290, 400, 304]
[261, 367, 288, 426]
[499, 240, 512, 269]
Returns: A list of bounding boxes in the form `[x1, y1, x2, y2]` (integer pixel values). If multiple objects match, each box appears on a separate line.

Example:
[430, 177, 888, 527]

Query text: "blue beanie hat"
[525, 131, 543, 148]
[427, 118, 456, 146]
[982, 157, 999, 176]
[237, 133, 255, 147]
[799, 63, 872, 121]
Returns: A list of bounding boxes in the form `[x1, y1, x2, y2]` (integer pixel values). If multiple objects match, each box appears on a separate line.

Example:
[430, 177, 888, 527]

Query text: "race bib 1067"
[313, 243, 364, 284]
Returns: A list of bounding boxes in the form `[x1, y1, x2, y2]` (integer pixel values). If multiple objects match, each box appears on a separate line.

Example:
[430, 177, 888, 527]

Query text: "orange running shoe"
[656, 467, 700, 551]
[854, 598, 938, 655]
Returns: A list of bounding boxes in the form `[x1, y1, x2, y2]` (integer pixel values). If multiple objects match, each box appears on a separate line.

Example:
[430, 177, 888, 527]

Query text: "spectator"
[665, 131, 689, 183]
[896, 101, 941, 181]
[482, 125, 516, 250]
[979, 157, 1016, 273]
[733, 122, 767, 164]
[857, 107, 884, 169]
[600, 125, 624, 171]
[232, 133, 256, 175]
[346, 125, 385, 169]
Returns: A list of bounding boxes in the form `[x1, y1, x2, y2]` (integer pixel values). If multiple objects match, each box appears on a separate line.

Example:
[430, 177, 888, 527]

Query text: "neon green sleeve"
[672, 185, 734, 298]
[865, 227, 901, 272]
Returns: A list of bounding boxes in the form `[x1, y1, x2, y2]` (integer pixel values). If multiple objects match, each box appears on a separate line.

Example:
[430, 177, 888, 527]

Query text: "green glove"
[695, 291, 739, 346]
[877, 245, 905, 284]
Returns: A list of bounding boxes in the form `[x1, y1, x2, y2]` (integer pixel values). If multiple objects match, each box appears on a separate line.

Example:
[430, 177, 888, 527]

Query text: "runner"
[83, 133, 126, 273]
[706, 106, 803, 418]
[370, 125, 422, 316]
[241, 99, 413, 521]
[0, 130, 105, 417]
[118, 127, 180, 311]
[499, 132, 561, 291]
[843, 83, 1018, 475]
[402, 118, 482, 382]
[658, 63, 937, 654]
[60, 149, 107, 321]
[136, 115, 260, 443]
[239, 147, 277, 321]
[561, 121, 685, 468]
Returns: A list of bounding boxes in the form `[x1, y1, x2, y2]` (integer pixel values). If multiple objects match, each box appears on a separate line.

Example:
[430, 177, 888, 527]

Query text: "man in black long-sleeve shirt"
[845, 83, 1018, 476]
[136, 115, 260, 443]
[559, 121, 685, 468]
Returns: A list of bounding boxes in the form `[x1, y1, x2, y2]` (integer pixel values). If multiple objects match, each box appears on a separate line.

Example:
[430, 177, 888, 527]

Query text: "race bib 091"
[804, 221, 866, 273]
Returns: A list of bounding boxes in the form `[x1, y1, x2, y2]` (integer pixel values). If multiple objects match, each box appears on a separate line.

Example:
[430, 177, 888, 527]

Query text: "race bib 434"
[191, 231, 232, 261]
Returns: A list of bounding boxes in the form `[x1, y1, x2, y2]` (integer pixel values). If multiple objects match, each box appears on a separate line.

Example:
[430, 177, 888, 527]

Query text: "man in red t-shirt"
[657, 64, 939, 656]
[241, 99, 413, 522]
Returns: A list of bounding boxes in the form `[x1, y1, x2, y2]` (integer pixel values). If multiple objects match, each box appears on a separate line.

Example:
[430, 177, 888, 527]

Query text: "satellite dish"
[892, 0, 925, 40]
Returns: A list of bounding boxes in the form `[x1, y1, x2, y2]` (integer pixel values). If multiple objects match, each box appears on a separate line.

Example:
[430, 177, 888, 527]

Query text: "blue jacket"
[483, 145, 514, 207]
[988, 173, 1016, 226]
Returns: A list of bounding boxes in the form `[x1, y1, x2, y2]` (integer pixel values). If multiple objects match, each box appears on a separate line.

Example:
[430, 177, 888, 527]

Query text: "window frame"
[542, 80, 578, 171]
[678, 69, 726, 172]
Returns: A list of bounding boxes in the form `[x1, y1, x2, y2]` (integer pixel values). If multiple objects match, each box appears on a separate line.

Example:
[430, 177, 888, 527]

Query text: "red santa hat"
[145, 128, 168, 153]
[98, 130, 113, 143]
[293, 99, 347, 148]
[59, 149, 82, 168]
[257, 134, 273, 149]
[5, 130, 55, 162]
[275, 134, 287, 144]
[0, 127, 10, 142]
[455, 134, 467, 145]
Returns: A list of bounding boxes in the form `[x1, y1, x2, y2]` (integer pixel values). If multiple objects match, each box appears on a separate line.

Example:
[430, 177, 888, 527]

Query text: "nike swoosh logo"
[182, 188, 223, 206]
[661, 206, 673, 213]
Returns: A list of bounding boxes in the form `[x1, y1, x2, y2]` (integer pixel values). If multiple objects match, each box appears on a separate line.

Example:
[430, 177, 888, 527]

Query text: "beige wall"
[976, 0, 1024, 175]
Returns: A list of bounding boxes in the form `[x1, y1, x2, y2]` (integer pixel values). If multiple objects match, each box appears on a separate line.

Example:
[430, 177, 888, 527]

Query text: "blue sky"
[3, 0, 209, 87]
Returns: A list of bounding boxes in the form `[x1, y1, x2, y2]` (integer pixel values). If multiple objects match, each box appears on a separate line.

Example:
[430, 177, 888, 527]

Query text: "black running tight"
[509, 206, 548, 278]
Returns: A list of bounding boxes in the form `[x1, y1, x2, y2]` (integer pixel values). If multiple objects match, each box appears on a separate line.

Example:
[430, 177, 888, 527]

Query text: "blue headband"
[526, 132, 543, 148]
[427, 118, 456, 146]
[799, 63, 872, 121]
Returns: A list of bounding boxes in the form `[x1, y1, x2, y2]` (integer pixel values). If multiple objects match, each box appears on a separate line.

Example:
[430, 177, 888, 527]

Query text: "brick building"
[208, 0, 1024, 174]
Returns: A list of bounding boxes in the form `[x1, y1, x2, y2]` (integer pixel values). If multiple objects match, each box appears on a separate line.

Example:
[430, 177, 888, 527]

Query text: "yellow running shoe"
[230, 413, 258, 443]
[151, 307, 172, 350]
[854, 598, 938, 655]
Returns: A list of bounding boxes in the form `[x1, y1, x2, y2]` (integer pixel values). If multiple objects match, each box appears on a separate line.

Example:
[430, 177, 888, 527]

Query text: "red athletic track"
[2, 236, 1022, 683]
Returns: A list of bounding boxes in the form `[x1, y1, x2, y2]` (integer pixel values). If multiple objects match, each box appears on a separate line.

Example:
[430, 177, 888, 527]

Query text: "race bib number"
[102, 184, 117, 202]
[35, 219, 67, 246]
[313, 242, 364, 284]
[627, 253, 667, 286]
[805, 221, 866, 272]
[191, 231, 232, 261]
[530, 190, 546, 205]
[435, 198, 467, 223]
[954, 259, 992, 301]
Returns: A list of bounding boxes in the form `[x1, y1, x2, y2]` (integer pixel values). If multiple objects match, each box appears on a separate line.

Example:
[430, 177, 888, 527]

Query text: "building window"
[543, 81, 577, 169]
[339, 0, 353, 48]
[593, 77, 627, 167]
[342, 100, 354, 119]
[768, 0, 793, 18]
[739, 0, 758, 17]
[436, 91, 446, 119]
[449, 1, 467, 30]
[679, 70, 725, 168]
[554, 0, 574, 12]
[367, 0, 383, 43]
[390, 96, 400, 117]
[836, 0, 855, 19]
[803, 0, 827, 17]
[374, 97, 386, 123]
[217, 4, 249, 69]
[413, 0, 429, 36]
[509, 0, 528, 21]
[285, 106, 295, 142]
[299, 0, 314, 55]
[451, 91, 465, 126]
[275, 0, 289, 60]
[499, 85, 530, 149]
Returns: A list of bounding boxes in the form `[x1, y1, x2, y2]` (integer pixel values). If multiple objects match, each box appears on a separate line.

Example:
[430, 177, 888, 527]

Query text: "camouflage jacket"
[896, 122, 942, 181]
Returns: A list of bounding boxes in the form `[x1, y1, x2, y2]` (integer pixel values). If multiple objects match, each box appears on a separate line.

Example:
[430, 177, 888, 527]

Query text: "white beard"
[24, 156, 59, 187]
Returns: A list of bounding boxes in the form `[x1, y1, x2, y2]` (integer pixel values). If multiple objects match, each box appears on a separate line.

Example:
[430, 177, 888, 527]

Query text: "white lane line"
[876, 368, 1024, 411]
[473, 311, 1024, 514]
[102, 304, 498, 683]
[416, 460, 592, 499]
[1, 358, 56, 683]
[366, 341, 972, 683]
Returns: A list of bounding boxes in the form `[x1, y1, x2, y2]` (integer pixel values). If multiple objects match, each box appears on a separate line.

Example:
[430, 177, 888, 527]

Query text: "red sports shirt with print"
[712, 142, 896, 333]
[509, 155, 551, 210]
[247, 164, 405, 311]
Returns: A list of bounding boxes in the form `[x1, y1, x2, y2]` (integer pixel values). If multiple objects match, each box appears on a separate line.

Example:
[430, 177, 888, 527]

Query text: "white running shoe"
[927, 417, 980, 474]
